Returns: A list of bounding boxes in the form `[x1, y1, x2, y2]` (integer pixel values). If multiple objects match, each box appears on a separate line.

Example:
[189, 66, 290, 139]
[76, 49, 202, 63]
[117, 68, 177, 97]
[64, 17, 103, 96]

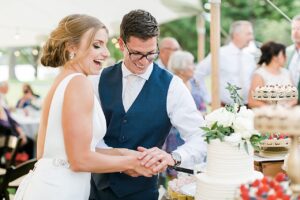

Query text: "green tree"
[159, 0, 300, 61]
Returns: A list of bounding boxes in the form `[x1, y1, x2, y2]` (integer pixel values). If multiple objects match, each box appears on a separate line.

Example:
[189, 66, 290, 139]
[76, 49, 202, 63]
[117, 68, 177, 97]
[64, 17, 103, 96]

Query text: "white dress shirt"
[288, 48, 300, 86]
[195, 42, 257, 104]
[89, 62, 207, 165]
[156, 58, 166, 69]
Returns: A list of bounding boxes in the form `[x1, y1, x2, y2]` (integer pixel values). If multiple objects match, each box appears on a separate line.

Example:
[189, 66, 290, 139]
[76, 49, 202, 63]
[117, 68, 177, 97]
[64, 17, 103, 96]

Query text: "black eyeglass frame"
[124, 43, 160, 62]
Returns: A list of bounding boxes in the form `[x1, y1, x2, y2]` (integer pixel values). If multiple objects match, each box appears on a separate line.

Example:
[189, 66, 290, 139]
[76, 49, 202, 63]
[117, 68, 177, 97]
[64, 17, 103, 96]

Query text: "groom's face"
[119, 36, 159, 75]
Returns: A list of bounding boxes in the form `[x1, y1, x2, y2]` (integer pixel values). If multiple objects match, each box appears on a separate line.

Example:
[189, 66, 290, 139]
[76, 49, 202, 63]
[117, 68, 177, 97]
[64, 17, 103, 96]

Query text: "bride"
[15, 14, 154, 200]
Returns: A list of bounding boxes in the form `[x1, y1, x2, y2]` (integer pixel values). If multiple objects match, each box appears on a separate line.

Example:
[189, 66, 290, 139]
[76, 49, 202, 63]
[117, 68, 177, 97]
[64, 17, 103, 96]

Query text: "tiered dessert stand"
[254, 106, 300, 197]
[252, 85, 298, 158]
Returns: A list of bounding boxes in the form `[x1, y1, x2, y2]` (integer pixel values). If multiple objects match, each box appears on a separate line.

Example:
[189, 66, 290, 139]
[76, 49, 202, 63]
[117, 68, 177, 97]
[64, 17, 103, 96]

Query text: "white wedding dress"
[14, 73, 106, 200]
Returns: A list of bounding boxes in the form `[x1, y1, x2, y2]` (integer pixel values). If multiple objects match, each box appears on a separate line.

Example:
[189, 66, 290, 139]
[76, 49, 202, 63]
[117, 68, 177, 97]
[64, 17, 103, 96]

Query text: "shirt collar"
[121, 61, 153, 81]
[228, 42, 243, 54]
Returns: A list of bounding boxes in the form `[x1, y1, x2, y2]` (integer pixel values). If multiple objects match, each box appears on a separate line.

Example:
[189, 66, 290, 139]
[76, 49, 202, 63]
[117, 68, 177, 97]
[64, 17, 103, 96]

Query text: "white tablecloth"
[11, 112, 40, 140]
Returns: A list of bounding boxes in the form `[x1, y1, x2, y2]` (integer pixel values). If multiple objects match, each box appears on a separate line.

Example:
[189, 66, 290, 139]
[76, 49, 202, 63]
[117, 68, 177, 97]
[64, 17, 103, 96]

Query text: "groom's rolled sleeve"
[167, 76, 207, 166]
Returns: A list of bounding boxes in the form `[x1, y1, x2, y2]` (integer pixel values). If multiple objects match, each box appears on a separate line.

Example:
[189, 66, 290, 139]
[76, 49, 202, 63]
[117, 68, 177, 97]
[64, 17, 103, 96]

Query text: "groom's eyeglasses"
[124, 43, 159, 62]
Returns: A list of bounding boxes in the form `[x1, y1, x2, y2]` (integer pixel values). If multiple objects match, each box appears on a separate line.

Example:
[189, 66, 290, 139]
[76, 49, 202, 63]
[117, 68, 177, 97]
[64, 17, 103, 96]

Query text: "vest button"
[123, 119, 127, 123]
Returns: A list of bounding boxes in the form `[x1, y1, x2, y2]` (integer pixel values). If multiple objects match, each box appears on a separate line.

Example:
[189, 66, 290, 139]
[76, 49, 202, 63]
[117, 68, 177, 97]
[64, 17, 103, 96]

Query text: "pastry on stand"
[252, 85, 298, 158]
[254, 105, 300, 198]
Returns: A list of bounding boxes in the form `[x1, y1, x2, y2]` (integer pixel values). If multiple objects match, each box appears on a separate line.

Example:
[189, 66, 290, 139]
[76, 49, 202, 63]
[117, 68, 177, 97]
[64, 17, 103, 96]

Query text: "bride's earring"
[69, 52, 75, 60]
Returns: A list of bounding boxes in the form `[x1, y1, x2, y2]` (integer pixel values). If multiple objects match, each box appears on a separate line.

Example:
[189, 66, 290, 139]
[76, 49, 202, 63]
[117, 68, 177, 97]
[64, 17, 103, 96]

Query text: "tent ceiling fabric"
[0, 0, 191, 48]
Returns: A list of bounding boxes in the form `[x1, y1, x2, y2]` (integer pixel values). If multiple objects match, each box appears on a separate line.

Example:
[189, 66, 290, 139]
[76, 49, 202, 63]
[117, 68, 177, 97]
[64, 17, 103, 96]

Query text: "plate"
[180, 182, 196, 196]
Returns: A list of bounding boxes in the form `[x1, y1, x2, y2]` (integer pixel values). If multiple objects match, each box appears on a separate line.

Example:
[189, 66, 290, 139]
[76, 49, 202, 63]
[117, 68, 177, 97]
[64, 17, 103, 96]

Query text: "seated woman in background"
[168, 50, 207, 113]
[0, 104, 34, 159]
[16, 83, 41, 111]
[248, 41, 297, 108]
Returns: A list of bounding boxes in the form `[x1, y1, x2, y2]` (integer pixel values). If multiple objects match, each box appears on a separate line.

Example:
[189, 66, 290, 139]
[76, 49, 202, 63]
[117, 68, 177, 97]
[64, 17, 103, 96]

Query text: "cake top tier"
[252, 84, 298, 101]
[254, 105, 300, 136]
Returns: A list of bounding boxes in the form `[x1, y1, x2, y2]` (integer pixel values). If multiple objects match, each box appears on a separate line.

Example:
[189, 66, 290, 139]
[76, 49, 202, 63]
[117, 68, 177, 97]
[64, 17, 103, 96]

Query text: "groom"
[89, 9, 206, 200]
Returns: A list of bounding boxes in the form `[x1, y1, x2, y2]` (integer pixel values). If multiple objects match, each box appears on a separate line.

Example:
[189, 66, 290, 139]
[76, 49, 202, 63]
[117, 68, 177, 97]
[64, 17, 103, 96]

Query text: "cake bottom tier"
[195, 171, 263, 200]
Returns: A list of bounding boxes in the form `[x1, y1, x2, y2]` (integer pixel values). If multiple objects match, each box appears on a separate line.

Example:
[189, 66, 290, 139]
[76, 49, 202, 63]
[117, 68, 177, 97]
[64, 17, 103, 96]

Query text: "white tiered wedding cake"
[195, 136, 263, 200]
[195, 84, 263, 200]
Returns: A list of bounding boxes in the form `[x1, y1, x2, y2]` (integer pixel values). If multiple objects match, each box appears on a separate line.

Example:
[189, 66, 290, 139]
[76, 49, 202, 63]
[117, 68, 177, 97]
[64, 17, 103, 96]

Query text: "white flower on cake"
[201, 83, 262, 152]
[233, 106, 257, 139]
[205, 107, 235, 128]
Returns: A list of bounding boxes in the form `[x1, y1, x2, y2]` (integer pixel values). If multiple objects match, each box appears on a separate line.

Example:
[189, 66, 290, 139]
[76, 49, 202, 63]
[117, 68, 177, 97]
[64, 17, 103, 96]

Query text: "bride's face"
[72, 28, 110, 75]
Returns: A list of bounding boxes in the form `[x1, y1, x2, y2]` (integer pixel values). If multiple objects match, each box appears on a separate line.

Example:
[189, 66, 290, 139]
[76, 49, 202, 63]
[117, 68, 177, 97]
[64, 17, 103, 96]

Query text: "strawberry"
[262, 177, 269, 185]
[279, 133, 285, 139]
[252, 179, 261, 187]
[241, 193, 250, 200]
[267, 195, 276, 200]
[269, 135, 273, 140]
[240, 184, 248, 192]
[275, 172, 286, 182]
[269, 180, 276, 188]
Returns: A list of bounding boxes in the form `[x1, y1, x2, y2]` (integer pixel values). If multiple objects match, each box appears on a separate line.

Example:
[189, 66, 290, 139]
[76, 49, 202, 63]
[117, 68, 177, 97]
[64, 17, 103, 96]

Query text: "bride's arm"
[95, 140, 135, 156]
[95, 147, 127, 156]
[62, 76, 153, 176]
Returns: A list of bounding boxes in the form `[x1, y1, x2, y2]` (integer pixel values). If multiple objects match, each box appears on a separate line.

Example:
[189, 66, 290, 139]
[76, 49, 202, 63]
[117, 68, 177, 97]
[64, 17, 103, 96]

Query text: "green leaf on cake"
[200, 83, 264, 153]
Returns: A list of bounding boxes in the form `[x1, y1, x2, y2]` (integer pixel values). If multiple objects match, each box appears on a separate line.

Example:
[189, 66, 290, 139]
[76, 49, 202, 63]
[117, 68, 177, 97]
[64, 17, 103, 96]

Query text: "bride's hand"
[124, 164, 155, 178]
[137, 146, 174, 173]
[120, 149, 158, 177]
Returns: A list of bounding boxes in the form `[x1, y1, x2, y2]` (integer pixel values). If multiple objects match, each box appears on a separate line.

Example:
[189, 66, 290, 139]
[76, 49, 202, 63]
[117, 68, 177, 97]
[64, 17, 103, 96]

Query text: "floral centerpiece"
[201, 83, 262, 153]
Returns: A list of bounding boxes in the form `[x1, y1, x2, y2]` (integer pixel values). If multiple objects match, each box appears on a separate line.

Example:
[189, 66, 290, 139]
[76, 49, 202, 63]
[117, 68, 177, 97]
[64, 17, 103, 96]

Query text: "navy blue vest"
[94, 62, 173, 197]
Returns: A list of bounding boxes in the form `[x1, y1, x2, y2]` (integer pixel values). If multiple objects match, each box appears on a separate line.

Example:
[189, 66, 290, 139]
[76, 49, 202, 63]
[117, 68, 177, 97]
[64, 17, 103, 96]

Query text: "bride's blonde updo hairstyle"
[41, 14, 108, 68]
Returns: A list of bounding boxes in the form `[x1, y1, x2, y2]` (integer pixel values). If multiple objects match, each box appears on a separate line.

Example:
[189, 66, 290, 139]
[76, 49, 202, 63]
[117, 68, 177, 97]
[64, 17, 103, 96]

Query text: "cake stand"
[254, 106, 300, 197]
[252, 85, 298, 158]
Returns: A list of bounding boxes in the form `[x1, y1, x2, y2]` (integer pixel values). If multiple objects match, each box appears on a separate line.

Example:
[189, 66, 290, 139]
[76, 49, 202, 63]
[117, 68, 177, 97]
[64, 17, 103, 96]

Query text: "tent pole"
[209, 0, 221, 110]
[197, 15, 205, 62]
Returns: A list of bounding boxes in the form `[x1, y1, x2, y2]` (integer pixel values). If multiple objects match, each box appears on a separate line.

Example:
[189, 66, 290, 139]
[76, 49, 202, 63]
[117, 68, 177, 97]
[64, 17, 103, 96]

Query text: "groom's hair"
[120, 9, 159, 43]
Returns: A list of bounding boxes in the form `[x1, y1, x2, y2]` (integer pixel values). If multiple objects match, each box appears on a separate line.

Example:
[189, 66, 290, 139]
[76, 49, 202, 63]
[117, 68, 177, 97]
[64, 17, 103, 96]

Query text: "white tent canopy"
[0, 0, 192, 48]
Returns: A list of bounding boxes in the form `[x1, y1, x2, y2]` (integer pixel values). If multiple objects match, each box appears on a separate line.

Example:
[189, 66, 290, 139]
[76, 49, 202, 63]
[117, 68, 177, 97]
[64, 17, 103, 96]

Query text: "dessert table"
[254, 154, 285, 177]
[11, 110, 40, 140]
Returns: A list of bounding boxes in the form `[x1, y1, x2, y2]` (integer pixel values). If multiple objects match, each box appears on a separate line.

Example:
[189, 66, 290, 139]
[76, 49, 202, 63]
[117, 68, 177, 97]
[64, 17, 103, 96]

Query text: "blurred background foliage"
[159, 0, 300, 62]
[2, 0, 300, 76]
[2, 0, 300, 106]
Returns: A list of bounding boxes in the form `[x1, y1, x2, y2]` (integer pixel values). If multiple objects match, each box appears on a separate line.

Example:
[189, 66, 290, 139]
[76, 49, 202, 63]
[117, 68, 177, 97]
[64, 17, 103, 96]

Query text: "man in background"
[157, 37, 180, 69]
[195, 20, 256, 106]
[287, 15, 300, 104]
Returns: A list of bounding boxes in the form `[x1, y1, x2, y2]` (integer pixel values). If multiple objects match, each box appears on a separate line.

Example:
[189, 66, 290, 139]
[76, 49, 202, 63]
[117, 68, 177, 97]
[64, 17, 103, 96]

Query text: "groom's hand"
[121, 149, 157, 177]
[137, 146, 175, 173]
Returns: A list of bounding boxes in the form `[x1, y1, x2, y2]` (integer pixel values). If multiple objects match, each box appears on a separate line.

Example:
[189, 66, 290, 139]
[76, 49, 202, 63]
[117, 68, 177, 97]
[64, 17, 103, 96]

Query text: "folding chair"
[0, 135, 22, 170]
[0, 158, 37, 200]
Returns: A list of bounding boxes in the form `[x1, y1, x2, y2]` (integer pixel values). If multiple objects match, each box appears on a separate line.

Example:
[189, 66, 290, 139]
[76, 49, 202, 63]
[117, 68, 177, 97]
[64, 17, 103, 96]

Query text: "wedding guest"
[16, 83, 41, 110]
[248, 41, 296, 108]
[287, 15, 300, 104]
[156, 37, 180, 69]
[169, 50, 207, 113]
[195, 20, 256, 106]
[0, 104, 34, 159]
